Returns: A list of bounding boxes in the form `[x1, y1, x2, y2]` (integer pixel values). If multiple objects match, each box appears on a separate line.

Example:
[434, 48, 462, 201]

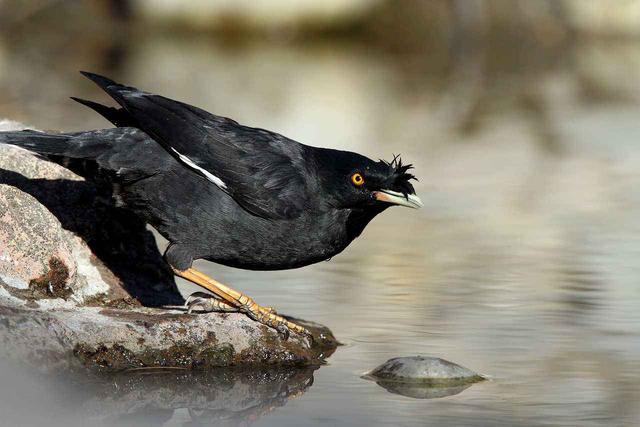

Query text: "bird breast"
[203, 209, 353, 271]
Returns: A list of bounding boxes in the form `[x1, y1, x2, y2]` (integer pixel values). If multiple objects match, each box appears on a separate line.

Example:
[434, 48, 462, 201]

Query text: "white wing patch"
[169, 147, 227, 190]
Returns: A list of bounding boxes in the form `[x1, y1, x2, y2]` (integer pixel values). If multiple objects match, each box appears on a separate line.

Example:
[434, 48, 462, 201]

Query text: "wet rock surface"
[364, 356, 485, 399]
[0, 121, 338, 371]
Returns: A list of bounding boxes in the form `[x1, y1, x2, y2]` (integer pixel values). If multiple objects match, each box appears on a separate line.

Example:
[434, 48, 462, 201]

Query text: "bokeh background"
[1, 1, 640, 426]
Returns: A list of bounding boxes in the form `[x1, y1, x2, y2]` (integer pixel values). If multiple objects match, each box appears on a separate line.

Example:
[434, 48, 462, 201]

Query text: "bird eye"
[351, 172, 365, 186]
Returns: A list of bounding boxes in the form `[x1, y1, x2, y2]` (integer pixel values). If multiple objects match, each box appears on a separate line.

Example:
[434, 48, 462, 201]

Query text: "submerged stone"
[363, 356, 485, 398]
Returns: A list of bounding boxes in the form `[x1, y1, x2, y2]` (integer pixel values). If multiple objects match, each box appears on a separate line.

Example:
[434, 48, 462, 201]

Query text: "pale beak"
[374, 189, 424, 209]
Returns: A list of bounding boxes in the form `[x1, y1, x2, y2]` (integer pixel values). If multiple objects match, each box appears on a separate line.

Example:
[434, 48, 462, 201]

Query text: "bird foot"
[173, 268, 312, 344]
[185, 292, 239, 313]
[184, 293, 311, 343]
[237, 296, 312, 343]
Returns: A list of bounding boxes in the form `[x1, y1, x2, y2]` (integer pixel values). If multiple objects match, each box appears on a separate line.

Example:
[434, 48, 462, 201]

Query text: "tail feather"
[0, 127, 158, 186]
[0, 128, 120, 162]
[70, 97, 136, 127]
[0, 130, 72, 155]
[79, 71, 119, 91]
[79, 71, 134, 107]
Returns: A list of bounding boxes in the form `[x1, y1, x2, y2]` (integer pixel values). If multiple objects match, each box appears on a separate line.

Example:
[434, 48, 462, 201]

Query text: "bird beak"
[374, 189, 424, 209]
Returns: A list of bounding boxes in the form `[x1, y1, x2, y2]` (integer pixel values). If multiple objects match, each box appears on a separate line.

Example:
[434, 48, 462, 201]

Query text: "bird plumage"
[77, 71, 316, 221]
[0, 72, 420, 274]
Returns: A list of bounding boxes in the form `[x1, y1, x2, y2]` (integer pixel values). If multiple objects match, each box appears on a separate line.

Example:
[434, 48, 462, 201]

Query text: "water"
[1, 25, 640, 427]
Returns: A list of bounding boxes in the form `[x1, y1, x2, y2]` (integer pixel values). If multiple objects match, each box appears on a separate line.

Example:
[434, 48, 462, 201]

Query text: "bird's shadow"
[0, 169, 183, 307]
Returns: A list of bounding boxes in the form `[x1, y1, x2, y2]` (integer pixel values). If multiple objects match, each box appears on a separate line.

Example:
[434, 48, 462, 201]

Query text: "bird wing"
[80, 72, 311, 220]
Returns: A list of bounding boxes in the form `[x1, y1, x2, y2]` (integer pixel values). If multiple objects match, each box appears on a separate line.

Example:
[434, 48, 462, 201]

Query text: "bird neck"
[344, 205, 389, 241]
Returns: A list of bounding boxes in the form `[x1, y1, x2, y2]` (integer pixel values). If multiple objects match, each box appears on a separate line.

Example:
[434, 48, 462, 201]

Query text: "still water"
[1, 31, 640, 427]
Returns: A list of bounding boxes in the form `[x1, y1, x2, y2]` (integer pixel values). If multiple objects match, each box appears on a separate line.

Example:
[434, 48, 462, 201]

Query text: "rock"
[0, 144, 180, 307]
[0, 121, 337, 371]
[0, 304, 335, 372]
[363, 356, 485, 399]
[365, 356, 484, 384]
[0, 185, 77, 292]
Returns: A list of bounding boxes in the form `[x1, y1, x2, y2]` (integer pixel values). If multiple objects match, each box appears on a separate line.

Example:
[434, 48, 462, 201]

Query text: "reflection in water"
[90, 368, 315, 426]
[371, 380, 473, 400]
[0, 359, 316, 427]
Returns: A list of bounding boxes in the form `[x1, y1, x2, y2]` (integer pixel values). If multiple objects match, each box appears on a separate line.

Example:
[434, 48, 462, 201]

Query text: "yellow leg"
[173, 267, 310, 339]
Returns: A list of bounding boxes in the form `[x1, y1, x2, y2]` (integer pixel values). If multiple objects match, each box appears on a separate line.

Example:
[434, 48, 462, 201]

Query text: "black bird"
[0, 72, 422, 338]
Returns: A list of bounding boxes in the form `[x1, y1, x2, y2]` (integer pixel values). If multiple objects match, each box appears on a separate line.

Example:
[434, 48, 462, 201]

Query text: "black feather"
[71, 97, 136, 127]
[0, 72, 423, 273]
[381, 154, 417, 197]
[78, 71, 311, 220]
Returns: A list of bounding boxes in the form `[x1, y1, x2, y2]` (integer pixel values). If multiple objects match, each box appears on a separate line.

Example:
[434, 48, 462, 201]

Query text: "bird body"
[0, 72, 422, 338]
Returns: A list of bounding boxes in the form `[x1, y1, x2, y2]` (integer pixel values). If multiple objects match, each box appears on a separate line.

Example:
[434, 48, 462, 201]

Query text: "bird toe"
[184, 292, 238, 313]
[276, 324, 290, 341]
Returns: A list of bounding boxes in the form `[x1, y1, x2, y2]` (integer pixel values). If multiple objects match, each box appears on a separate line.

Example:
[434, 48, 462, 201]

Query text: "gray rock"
[0, 144, 180, 307]
[0, 121, 337, 371]
[363, 356, 485, 399]
[0, 303, 336, 372]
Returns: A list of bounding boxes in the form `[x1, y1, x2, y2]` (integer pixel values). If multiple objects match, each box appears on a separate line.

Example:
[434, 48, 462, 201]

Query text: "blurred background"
[1, 1, 640, 426]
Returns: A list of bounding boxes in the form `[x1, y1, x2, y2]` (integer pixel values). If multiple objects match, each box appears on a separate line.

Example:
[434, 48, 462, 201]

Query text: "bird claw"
[276, 324, 290, 341]
[304, 330, 315, 347]
[185, 292, 238, 313]
[272, 318, 314, 346]
[241, 302, 311, 343]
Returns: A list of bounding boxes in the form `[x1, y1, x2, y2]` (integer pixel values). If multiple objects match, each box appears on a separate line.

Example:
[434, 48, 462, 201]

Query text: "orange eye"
[351, 172, 365, 186]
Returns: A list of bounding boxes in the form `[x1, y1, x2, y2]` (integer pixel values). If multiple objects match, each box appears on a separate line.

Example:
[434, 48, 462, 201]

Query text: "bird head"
[313, 149, 423, 211]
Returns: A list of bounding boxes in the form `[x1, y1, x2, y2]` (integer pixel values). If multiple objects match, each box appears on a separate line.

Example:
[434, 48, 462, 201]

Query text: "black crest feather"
[381, 154, 417, 196]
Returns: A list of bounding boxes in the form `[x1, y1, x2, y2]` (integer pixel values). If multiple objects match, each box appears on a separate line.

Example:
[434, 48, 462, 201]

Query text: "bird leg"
[173, 267, 310, 339]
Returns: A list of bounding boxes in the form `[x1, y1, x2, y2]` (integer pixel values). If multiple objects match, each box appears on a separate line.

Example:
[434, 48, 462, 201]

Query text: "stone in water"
[363, 356, 485, 399]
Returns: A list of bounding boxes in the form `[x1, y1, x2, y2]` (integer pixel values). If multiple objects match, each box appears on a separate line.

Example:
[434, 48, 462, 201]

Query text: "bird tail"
[70, 97, 136, 127]
[0, 128, 116, 166]
[0, 128, 134, 186]
[0, 130, 73, 156]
